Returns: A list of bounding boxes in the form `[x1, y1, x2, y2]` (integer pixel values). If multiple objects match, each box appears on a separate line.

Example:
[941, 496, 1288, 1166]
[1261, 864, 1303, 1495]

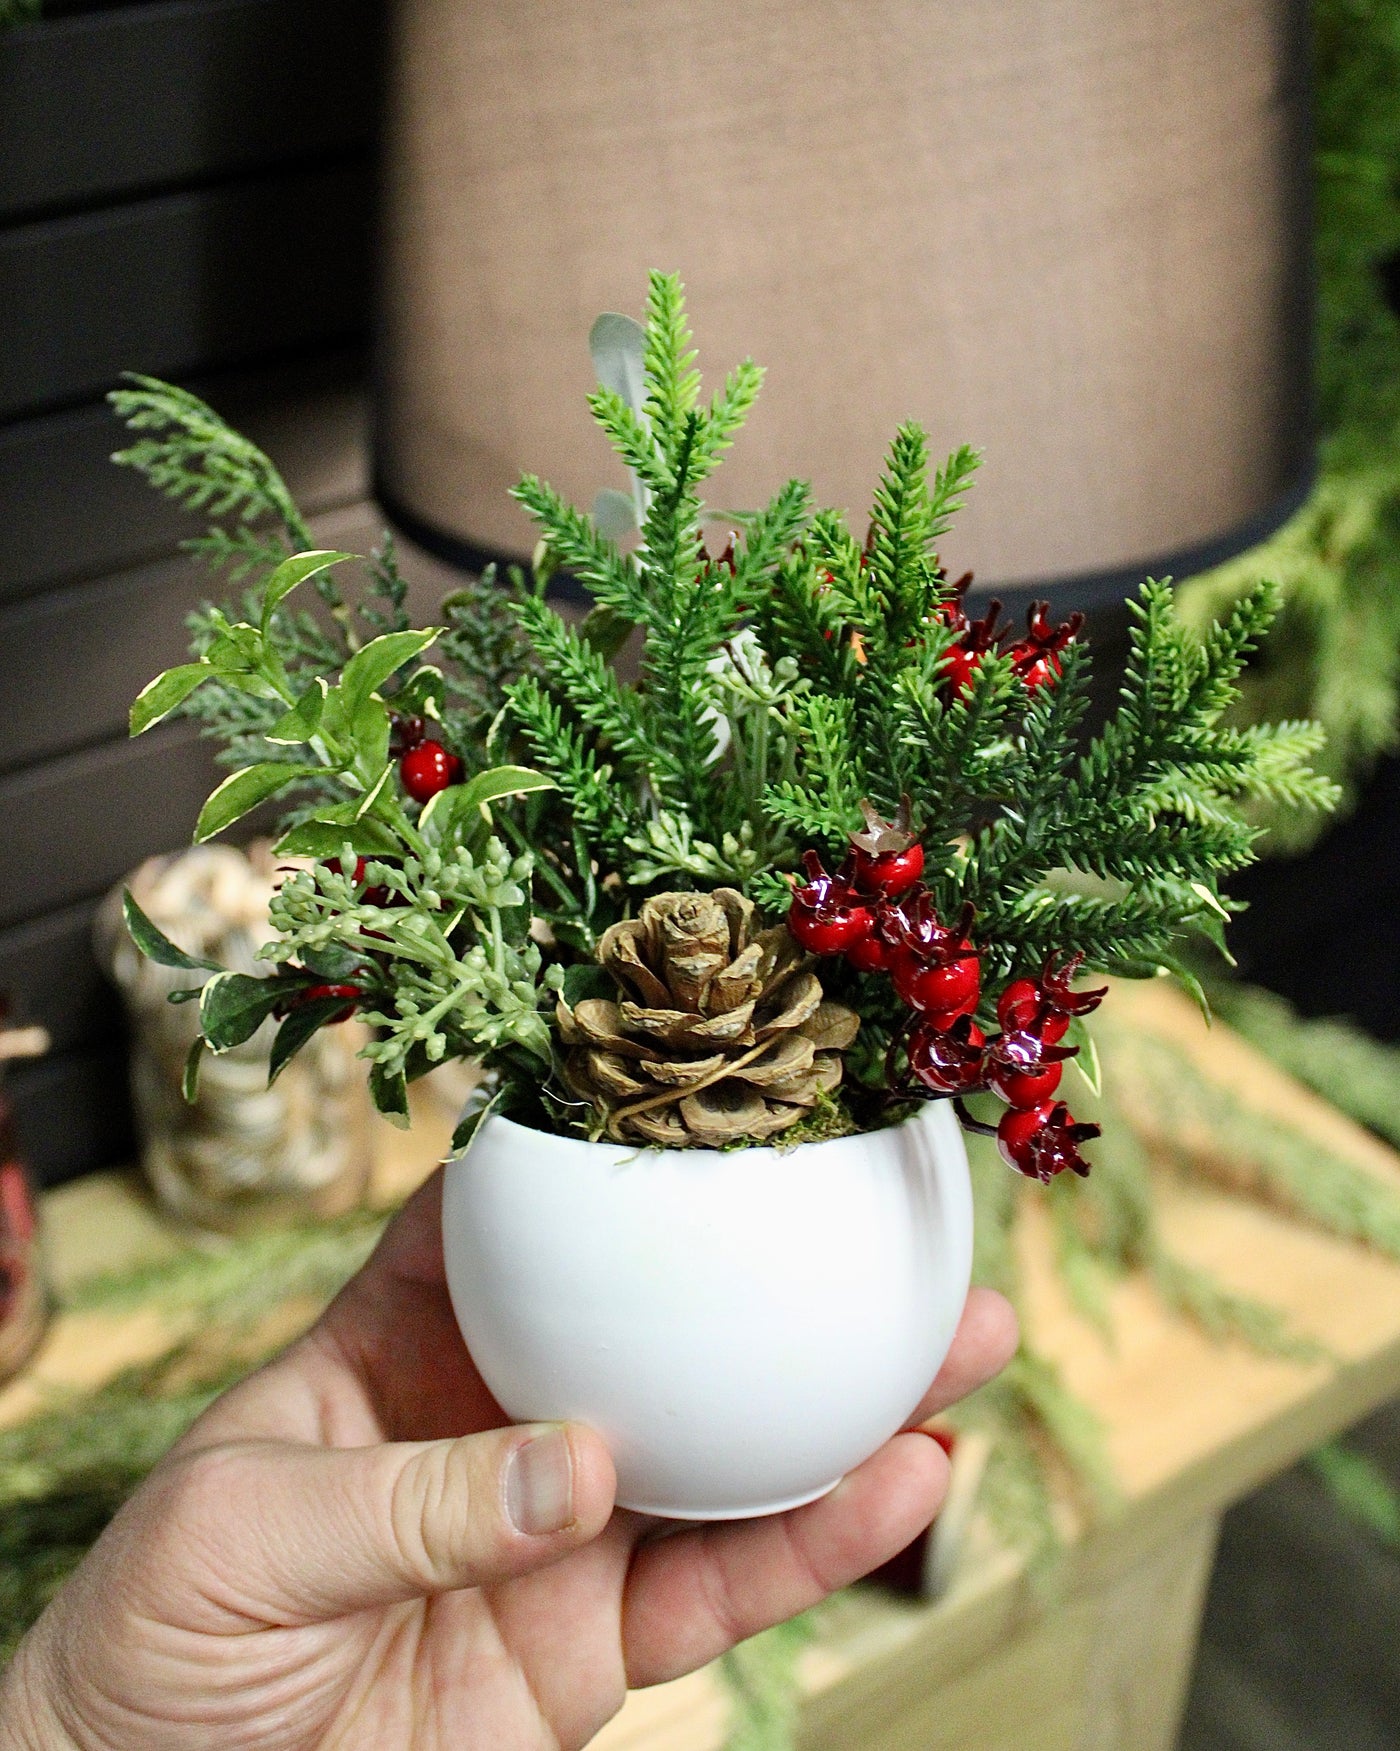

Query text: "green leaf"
[590, 311, 648, 413]
[203, 618, 264, 674]
[1156, 957, 1212, 1023]
[122, 890, 220, 972]
[1066, 1019, 1103, 1098]
[273, 818, 401, 859]
[194, 762, 314, 842]
[450, 1085, 509, 1155]
[354, 762, 396, 821]
[369, 1060, 410, 1126]
[593, 488, 638, 539]
[200, 971, 299, 1052]
[392, 664, 446, 719]
[339, 629, 442, 721]
[130, 664, 214, 737]
[561, 963, 613, 1006]
[420, 765, 556, 845]
[265, 679, 327, 746]
[259, 550, 354, 635]
[268, 998, 355, 1084]
[350, 693, 391, 781]
[182, 1036, 206, 1103]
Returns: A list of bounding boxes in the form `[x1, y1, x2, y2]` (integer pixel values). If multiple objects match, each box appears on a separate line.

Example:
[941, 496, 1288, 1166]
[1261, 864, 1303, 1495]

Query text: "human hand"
[0, 1169, 1016, 1751]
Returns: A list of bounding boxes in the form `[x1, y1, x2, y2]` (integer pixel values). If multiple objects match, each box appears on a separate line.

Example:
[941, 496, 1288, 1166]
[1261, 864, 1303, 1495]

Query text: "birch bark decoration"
[96, 847, 373, 1235]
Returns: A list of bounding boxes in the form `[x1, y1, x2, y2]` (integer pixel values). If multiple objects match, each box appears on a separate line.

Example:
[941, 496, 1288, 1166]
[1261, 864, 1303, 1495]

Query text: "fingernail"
[505, 1428, 575, 1535]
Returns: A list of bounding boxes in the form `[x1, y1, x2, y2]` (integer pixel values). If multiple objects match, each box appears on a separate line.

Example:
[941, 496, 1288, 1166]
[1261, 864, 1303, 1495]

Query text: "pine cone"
[559, 889, 859, 1147]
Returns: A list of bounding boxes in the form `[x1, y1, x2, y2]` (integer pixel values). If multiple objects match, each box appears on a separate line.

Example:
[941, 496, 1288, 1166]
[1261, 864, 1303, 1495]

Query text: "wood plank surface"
[4, 983, 1400, 1745]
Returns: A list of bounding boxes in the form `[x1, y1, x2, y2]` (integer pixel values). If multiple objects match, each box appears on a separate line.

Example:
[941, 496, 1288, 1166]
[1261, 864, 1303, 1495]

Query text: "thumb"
[157, 1423, 617, 1625]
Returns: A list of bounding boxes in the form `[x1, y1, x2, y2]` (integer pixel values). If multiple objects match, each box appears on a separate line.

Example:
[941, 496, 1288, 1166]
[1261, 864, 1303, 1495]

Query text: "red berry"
[846, 931, 895, 973]
[989, 1058, 1063, 1109]
[302, 982, 361, 1024]
[908, 1016, 987, 1093]
[997, 1102, 1057, 1172]
[390, 714, 428, 756]
[942, 645, 985, 699]
[1006, 603, 1083, 692]
[997, 1100, 1099, 1181]
[400, 740, 463, 803]
[788, 900, 873, 957]
[852, 842, 925, 899]
[996, 977, 1040, 1033]
[1018, 652, 1062, 689]
[847, 798, 925, 899]
[787, 849, 875, 956]
[892, 950, 981, 1017]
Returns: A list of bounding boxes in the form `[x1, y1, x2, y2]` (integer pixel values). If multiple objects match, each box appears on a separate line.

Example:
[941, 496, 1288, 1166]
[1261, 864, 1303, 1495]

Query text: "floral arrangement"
[120, 273, 1336, 1173]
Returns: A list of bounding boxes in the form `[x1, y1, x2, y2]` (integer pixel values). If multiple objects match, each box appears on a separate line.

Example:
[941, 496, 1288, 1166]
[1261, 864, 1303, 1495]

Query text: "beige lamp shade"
[375, 0, 1312, 600]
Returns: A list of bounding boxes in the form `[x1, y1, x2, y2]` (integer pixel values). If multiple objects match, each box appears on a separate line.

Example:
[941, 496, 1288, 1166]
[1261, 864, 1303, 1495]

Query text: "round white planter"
[442, 1100, 973, 1519]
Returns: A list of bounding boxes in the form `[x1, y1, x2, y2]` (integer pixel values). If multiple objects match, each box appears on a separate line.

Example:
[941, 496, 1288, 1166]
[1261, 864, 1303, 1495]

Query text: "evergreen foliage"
[1208, 979, 1400, 1152]
[1307, 1439, 1400, 1550]
[1177, 0, 1400, 845]
[117, 272, 1332, 1132]
[510, 273, 1334, 1020]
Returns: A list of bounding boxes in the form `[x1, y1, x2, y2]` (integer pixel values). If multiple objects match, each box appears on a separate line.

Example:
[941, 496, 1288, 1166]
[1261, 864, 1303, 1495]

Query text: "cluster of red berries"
[394, 715, 464, 804]
[937, 571, 1083, 699]
[786, 802, 1104, 1181]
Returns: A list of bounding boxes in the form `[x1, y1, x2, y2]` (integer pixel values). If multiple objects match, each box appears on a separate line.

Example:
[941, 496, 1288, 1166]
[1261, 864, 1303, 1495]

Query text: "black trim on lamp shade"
[376, 449, 1318, 619]
[975, 452, 1320, 620]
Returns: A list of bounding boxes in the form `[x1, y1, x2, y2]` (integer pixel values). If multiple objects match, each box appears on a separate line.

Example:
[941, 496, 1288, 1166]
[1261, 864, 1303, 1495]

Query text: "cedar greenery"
[116, 271, 1334, 1137]
[1177, 0, 1400, 846]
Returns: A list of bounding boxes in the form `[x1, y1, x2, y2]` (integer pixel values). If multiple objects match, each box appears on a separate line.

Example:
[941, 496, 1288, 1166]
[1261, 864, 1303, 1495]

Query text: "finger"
[154, 1422, 617, 1628]
[906, 1287, 1018, 1427]
[313, 1170, 506, 1442]
[622, 1432, 948, 1687]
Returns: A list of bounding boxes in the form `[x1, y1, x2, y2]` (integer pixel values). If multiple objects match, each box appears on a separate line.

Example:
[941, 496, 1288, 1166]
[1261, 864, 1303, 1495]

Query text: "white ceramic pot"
[442, 1100, 973, 1519]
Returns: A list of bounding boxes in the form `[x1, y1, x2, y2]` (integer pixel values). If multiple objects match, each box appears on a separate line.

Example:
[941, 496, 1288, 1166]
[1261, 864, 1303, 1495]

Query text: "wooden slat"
[0, 355, 368, 602]
[0, 899, 114, 1058]
[0, 498, 378, 775]
[0, 722, 222, 933]
[5, 1041, 134, 1188]
[0, 162, 373, 420]
[0, 0, 380, 224]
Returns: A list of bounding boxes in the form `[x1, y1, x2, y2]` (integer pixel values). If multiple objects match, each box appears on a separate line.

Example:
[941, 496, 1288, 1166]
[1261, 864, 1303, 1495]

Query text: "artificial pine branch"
[109, 375, 314, 566]
[1205, 980, 1400, 1154]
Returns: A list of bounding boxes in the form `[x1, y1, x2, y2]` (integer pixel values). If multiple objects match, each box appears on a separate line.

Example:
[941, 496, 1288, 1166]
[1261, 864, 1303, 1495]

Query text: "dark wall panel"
[0, 163, 373, 420]
[0, 359, 368, 602]
[0, 900, 113, 1058]
[0, 724, 223, 933]
[0, 501, 386, 776]
[7, 1042, 134, 1188]
[0, 0, 380, 223]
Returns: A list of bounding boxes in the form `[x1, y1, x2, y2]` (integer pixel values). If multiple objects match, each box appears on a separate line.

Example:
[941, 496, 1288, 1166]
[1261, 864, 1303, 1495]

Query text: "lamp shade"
[375, 0, 1312, 600]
